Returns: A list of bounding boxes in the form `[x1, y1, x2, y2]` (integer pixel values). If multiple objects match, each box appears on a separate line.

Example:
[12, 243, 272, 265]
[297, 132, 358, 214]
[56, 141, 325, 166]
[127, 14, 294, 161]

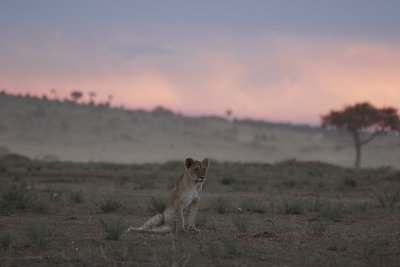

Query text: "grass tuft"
[99, 218, 126, 240]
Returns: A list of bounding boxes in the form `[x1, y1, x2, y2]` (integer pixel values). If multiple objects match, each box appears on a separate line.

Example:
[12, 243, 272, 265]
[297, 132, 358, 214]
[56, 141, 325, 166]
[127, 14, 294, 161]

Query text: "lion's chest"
[182, 189, 199, 209]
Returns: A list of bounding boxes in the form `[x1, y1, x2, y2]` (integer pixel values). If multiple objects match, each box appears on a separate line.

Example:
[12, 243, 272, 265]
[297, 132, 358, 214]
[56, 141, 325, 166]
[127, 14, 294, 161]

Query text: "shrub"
[348, 202, 368, 214]
[375, 188, 400, 210]
[149, 196, 166, 213]
[100, 198, 124, 213]
[232, 214, 249, 233]
[160, 161, 181, 171]
[135, 176, 156, 190]
[239, 199, 267, 214]
[0, 230, 12, 249]
[0, 183, 30, 213]
[25, 224, 53, 249]
[212, 197, 234, 214]
[69, 191, 84, 204]
[50, 192, 62, 203]
[284, 200, 303, 215]
[207, 241, 224, 259]
[319, 201, 346, 222]
[220, 177, 236, 185]
[309, 222, 327, 237]
[196, 213, 209, 227]
[99, 218, 126, 240]
[343, 177, 357, 188]
[327, 236, 348, 253]
[221, 235, 239, 256]
[0, 165, 6, 173]
[31, 200, 50, 214]
[282, 179, 296, 188]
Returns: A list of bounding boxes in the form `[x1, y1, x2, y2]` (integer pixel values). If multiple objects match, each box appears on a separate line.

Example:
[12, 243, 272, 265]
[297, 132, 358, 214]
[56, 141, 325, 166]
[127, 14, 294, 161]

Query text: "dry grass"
[0, 159, 399, 266]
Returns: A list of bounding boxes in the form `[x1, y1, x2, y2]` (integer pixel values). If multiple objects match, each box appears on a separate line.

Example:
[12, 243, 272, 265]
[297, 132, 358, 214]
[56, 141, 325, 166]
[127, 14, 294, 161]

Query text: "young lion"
[127, 158, 210, 234]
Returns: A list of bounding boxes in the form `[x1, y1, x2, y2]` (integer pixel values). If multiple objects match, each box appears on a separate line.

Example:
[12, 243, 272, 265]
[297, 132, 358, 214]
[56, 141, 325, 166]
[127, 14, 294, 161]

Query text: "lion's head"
[184, 158, 210, 183]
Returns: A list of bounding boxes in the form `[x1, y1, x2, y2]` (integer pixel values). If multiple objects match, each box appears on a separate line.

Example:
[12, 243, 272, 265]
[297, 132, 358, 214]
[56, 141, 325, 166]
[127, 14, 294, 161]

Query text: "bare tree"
[322, 102, 400, 168]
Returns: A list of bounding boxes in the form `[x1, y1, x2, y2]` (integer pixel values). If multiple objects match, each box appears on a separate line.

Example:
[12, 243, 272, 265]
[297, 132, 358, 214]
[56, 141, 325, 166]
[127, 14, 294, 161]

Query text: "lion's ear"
[185, 158, 194, 170]
[202, 158, 210, 169]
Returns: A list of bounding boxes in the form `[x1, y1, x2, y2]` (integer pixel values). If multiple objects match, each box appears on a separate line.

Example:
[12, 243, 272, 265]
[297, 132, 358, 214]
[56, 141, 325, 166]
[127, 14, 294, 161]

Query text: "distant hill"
[0, 92, 399, 167]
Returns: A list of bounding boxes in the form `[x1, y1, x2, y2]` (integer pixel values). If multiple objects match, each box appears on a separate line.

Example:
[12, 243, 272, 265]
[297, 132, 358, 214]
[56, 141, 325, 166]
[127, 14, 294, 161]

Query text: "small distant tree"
[70, 90, 83, 103]
[322, 102, 400, 168]
[50, 88, 58, 100]
[107, 94, 113, 106]
[225, 109, 233, 122]
[89, 92, 96, 105]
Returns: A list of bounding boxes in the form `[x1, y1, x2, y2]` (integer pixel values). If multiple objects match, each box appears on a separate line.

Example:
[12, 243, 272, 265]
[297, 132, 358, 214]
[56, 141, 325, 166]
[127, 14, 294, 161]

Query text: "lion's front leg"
[175, 200, 186, 234]
[187, 200, 200, 233]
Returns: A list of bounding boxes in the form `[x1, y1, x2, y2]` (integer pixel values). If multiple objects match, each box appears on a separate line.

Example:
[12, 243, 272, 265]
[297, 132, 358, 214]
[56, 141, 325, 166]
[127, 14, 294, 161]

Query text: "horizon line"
[1, 89, 325, 126]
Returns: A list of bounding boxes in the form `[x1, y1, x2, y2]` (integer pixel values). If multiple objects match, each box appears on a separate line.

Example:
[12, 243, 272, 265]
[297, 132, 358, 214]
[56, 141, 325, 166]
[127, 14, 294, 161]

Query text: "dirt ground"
[0, 158, 400, 266]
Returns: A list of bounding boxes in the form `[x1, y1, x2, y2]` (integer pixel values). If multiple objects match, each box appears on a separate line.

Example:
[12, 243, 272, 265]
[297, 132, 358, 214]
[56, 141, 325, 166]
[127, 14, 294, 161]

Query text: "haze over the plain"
[0, 93, 399, 167]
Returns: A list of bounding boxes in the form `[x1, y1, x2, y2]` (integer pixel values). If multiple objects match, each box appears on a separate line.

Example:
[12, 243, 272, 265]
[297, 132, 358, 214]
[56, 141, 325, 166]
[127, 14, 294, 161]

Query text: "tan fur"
[127, 158, 210, 234]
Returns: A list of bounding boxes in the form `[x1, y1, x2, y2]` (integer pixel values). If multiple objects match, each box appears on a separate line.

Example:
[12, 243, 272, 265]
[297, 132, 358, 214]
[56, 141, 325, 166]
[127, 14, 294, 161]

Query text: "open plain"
[1, 158, 399, 266]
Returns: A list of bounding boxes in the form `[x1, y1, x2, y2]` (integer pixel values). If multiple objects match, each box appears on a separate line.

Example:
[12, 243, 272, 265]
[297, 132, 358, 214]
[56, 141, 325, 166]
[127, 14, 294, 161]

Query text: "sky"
[1, 0, 400, 124]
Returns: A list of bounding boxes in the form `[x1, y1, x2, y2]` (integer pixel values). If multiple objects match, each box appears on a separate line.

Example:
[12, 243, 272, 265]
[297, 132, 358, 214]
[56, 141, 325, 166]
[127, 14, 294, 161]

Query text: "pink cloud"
[2, 35, 400, 124]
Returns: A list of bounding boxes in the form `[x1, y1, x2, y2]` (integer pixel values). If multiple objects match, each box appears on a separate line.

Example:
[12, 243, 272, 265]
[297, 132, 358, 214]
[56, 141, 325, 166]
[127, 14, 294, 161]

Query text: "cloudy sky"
[1, 0, 400, 123]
